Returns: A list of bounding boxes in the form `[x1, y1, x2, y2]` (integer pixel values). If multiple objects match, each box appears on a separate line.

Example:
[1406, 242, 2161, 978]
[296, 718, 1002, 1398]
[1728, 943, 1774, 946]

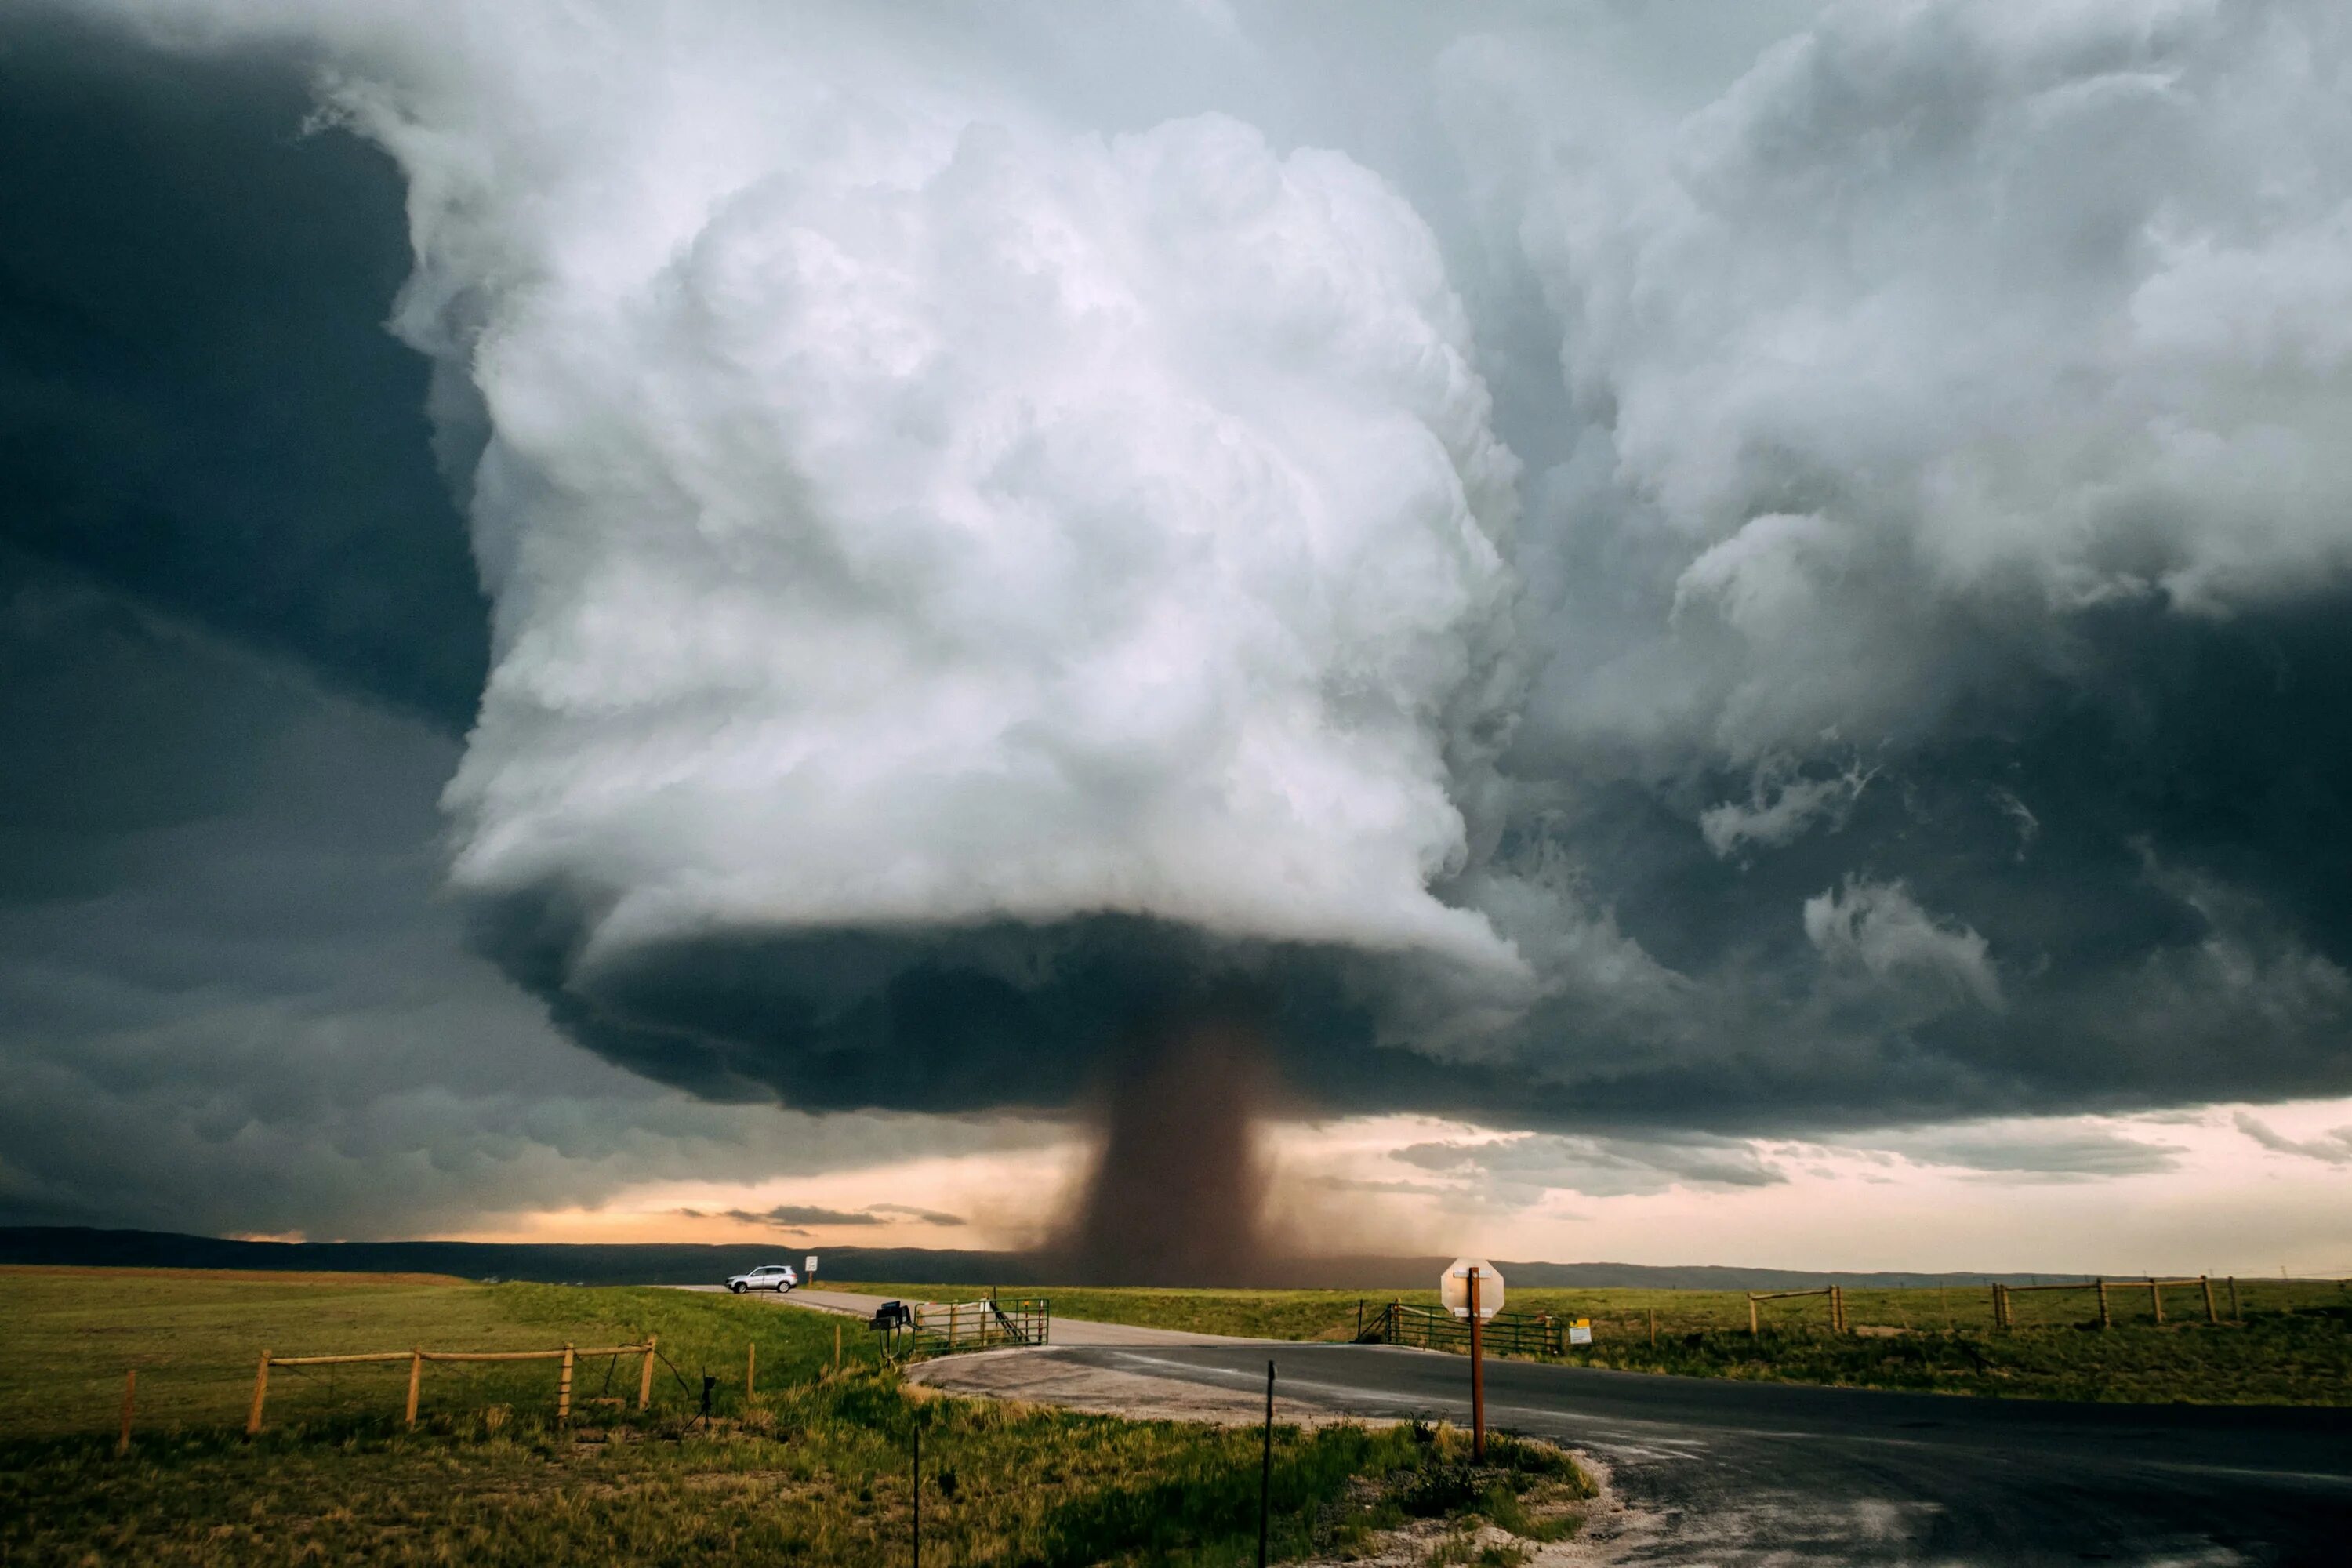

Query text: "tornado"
[1063, 1019, 1275, 1286]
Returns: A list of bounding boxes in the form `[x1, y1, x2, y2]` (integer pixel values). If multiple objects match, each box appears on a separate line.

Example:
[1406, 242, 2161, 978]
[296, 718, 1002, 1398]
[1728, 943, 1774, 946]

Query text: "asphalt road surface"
[1028, 1342, 2351, 1566]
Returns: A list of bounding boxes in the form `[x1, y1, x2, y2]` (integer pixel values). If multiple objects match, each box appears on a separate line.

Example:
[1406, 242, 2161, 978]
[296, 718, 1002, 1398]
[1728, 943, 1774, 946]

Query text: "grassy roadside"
[844, 1279, 2352, 1406]
[1, 1267, 1588, 1565]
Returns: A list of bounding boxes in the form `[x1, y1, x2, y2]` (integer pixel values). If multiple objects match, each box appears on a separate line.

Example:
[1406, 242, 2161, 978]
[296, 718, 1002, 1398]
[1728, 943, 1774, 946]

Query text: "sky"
[2, 0, 2347, 1275]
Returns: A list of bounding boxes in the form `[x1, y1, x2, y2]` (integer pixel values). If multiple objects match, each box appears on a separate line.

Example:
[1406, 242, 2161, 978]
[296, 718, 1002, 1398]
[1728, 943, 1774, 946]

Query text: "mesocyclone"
[203, 0, 1536, 1115]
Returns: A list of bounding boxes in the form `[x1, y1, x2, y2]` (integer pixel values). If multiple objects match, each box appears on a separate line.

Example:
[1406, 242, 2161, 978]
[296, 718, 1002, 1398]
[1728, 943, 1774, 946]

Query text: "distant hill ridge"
[0, 1227, 2090, 1290]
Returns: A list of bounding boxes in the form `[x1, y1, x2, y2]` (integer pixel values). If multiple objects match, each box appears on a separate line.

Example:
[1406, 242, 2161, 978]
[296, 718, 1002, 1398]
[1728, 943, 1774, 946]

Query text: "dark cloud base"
[471, 892, 1391, 1115]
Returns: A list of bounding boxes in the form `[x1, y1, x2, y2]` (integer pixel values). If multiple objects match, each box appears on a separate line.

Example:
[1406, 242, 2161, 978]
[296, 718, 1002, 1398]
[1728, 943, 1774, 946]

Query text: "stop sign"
[1440, 1258, 1504, 1319]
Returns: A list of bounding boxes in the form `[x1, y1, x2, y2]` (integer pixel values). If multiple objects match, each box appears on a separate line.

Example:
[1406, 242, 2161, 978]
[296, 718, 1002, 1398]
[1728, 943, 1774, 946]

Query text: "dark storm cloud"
[2230, 1114, 2352, 1167]
[867, 1204, 967, 1226]
[724, 1207, 882, 1229]
[701, 1203, 965, 1229]
[0, 554, 1045, 1236]
[1392, 1132, 1788, 1200]
[0, 6, 485, 728]
[1479, 596, 2352, 1131]
[1860, 1127, 2186, 1182]
[9, 0, 2352, 1249]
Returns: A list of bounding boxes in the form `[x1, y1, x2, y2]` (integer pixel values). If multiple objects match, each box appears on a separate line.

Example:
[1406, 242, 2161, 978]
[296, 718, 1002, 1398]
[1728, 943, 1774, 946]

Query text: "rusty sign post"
[1441, 1258, 1504, 1464]
[1469, 1271, 1484, 1461]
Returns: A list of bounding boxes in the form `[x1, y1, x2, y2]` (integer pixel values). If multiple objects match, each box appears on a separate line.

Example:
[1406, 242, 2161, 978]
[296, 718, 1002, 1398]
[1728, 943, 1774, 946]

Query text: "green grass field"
[844, 1278, 2352, 1406]
[1, 1268, 1584, 1566]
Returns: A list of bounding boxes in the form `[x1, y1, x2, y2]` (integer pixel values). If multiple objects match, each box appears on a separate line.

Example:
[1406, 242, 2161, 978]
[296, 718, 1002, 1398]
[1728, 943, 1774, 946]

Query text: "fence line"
[246, 1337, 658, 1434]
[1992, 1276, 2228, 1330]
[1747, 1287, 1847, 1335]
[1359, 1301, 1565, 1357]
[905, 1298, 1049, 1354]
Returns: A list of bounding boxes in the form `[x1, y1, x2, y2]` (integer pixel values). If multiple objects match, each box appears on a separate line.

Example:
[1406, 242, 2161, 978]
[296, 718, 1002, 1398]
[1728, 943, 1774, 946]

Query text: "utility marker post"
[1258, 1360, 1275, 1567]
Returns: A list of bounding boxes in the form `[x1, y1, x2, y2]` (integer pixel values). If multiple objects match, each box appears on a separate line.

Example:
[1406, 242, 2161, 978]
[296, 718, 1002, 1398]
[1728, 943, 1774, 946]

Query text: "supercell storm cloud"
[4, 0, 2352, 1240]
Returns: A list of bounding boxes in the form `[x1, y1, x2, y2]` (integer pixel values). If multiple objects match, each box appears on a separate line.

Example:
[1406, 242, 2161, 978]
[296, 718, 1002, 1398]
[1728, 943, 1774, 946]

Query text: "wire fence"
[1352, 1275, 2350, 1357]
[869, 1298, 1052, 1358]
[1356, 1302, 1566, 1357]
[243, 1338, 659, 1433]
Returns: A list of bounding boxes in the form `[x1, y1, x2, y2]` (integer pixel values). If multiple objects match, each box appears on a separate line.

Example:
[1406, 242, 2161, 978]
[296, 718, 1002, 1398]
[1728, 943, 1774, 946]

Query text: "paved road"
[1027, 1343, 2351, 1566]
[677, 1284, 1254, 1346]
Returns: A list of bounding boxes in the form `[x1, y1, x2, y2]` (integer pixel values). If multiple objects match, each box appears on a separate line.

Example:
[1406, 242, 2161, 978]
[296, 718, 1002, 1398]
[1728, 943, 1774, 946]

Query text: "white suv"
[726, 1264, 799, 1294]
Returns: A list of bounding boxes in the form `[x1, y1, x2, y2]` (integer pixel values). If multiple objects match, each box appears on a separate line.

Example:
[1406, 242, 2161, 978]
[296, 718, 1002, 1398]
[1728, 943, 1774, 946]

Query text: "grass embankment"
[1, 1267, 1586, 1566]
[848, 1279, 2352, 1405]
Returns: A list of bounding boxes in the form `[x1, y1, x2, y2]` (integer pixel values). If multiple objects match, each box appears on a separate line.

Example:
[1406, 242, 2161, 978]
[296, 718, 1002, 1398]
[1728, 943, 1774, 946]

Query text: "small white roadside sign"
[805, 1254, 818, 1277]
[1568, 1319, 1593, 1346]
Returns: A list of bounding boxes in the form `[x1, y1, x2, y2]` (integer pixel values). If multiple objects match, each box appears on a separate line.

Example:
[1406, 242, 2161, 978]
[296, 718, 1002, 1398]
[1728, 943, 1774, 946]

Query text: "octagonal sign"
[1440, 1257, 1504, 1320]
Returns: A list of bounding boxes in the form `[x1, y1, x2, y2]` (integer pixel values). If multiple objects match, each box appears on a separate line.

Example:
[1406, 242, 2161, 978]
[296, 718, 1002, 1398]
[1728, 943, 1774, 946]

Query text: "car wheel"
[731, 1283, 744, 1294]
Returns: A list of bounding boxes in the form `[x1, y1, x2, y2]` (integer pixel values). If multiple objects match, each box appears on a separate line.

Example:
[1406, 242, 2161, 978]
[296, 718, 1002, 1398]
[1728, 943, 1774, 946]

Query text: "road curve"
[990, 1343, 2351, 1566]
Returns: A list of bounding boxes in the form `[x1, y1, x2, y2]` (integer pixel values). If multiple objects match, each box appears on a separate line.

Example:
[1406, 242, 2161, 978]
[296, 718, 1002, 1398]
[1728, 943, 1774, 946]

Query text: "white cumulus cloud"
[115, 1, 1529, 980]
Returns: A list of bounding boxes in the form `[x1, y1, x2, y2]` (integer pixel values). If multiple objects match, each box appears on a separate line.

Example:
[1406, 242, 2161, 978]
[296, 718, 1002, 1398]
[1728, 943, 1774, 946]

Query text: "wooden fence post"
[2227, 1277, 2240, 1322]
[247, 1350, 272, 1436]
[405, 1348, 423, 1428]
[2096, 1279, 2111, 1329]
[2201, 1276, 2217, 1324]
[1649, 1307, 1657, 1348]
[117, 1370, 136, 1457]
[557, 1344, 575, 1424]
[746, 1341, 757, 1401]
[1990, 1284, 2003, 1329]
[1748, 1294, 1759, 1337]
[833, 1322, 841, 1373]
[637, 1334, 656, 1411]
[2149, 1279, 2164, 1325]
